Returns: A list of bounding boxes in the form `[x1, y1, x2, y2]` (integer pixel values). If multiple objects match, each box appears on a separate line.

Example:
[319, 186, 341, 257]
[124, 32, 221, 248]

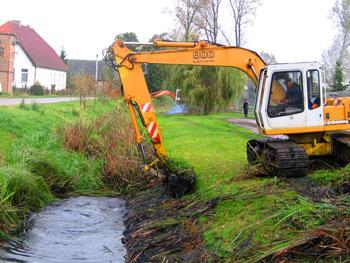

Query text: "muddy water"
[0, 196, 126, 263]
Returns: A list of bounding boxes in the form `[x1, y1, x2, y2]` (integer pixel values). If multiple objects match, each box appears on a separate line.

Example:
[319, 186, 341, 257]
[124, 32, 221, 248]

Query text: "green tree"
[60, 48, 68, 64]
[144, 64, 172, 92]
[104, 66, 120, 89]
[142, 33, 173, 92]
[116, 32, 138, 42]
[116, 32, 139, 52]
[333, 60, 346, 91]
[170, 1, 247, 114]
[172, 66, 245, 114]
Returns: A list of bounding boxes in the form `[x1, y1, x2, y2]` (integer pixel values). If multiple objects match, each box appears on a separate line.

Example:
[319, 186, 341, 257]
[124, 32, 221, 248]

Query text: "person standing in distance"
[243, 99, 249, 118]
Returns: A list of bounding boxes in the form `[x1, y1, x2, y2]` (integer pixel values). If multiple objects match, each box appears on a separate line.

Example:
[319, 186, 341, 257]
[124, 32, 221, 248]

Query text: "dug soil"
[123, 179, 218, 263]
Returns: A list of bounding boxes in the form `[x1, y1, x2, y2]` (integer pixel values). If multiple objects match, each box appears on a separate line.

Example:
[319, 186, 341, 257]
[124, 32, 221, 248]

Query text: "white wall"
[13, 44, 35, 89]
[36, 68, 66, 91]
[13, 44, 67, 91]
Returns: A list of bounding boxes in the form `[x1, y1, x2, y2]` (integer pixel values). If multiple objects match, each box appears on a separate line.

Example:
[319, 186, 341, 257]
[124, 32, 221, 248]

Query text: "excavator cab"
[255, 62, 324, 135]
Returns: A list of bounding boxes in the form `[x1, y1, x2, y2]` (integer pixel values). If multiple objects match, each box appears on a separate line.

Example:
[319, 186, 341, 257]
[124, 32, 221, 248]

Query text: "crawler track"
[247, 138, 308, 177]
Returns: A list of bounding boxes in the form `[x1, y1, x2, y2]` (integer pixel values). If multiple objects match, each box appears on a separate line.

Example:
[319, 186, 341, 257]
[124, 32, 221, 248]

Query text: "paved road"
[0, 97, 82, 105]
[226, 118, 259, 134]
[227, 118, 288, 139]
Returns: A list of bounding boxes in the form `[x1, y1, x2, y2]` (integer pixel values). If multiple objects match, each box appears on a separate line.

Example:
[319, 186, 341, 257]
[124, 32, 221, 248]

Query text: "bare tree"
[332, 0, 350, 60]
[72, 73, 95, 110]
[259, 51, 277, 65]
[228, 0, 260, 47]
[175, 0, 202, 41]
[195, 0, 222, 43]
[323, 0, 350, 83]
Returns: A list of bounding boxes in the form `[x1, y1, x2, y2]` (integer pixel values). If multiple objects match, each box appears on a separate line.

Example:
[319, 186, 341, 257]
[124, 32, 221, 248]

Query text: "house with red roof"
[0, 20, 68, 93]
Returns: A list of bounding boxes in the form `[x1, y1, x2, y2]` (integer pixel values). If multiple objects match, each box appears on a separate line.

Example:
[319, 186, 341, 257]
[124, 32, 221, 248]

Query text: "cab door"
[305, 69, 324, 127]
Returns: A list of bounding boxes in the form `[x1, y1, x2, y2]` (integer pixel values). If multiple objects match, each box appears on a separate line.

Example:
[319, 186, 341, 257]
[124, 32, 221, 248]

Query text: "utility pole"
[95, 54, 98, 106]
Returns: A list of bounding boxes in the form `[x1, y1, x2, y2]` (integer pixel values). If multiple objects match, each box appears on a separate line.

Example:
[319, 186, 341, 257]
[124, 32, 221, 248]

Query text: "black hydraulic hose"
[138, 143, 147, 165]
[131, 100, 147, 128]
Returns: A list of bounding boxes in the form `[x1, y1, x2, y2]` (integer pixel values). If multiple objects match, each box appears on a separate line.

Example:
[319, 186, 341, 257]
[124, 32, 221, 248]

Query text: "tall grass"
[0, 165, 53, 210]
[0, 164, 53, 237]
[63, 107, 144, 192]
[25, 152, 73, 195]
[0, 178, 20, 235]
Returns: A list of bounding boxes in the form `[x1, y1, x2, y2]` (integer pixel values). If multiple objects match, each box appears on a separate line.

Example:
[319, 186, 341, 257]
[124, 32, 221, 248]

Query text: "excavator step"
[247, 138, 308, 177]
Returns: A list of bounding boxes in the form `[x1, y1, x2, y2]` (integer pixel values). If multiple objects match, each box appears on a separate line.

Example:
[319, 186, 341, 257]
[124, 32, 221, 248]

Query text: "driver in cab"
[281, 79, 303, 108]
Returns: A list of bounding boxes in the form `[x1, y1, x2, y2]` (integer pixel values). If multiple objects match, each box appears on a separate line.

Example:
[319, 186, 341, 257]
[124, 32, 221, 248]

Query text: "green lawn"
[158, 113, 337, 261]
[159, 113, 257, 196]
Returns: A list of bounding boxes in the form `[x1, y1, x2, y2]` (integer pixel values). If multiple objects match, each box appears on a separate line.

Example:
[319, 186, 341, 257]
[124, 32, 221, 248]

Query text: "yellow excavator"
[107, 39, 350, 194]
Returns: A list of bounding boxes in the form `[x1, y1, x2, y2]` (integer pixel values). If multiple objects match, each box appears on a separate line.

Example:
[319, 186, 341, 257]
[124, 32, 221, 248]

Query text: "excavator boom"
[113, 39, 266, 163]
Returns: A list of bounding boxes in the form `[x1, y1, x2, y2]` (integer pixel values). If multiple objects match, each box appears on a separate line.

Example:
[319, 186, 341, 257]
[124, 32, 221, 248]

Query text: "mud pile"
[123, 181, 218, 262]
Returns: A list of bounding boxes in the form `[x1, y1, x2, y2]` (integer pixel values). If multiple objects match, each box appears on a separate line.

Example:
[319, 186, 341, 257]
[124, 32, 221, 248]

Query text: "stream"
[0, 196, 126, 263]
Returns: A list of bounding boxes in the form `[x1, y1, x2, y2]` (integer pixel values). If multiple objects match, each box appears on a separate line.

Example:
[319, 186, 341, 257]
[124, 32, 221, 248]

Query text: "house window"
[21, 69, 28, 83]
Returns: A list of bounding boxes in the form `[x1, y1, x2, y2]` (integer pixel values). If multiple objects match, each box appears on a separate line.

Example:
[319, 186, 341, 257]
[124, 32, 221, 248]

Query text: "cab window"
[267, 71, 304, 118]
[307, 70, 320, 110]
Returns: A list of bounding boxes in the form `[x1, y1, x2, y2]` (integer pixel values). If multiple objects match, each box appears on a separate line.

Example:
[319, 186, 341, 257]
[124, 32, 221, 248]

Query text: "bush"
[29, 82, 44, 96]
[50, 84, 56, 94]
[19, 99, 26, 109]
[31, 102, 39, 111]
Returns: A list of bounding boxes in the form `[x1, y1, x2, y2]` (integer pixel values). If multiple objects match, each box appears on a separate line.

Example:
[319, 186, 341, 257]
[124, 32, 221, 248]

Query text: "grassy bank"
[0, 100, 126, 239]
[1, 96, 348, 260]
[158, 113, 345, 261]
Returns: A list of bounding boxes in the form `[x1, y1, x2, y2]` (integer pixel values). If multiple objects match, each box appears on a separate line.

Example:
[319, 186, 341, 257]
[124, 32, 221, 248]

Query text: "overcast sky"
[1, 0, 337, 63]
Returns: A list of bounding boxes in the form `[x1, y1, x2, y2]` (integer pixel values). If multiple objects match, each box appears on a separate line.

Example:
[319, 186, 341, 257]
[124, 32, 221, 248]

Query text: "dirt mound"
[123, 182, 217, 262]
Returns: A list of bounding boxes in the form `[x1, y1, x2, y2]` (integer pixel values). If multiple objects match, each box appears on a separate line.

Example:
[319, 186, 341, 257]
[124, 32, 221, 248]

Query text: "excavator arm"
[112, 39, 266, 166]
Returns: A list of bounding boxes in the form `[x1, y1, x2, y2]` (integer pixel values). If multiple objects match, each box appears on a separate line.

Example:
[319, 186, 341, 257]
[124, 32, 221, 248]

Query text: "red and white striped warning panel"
[141, 102, 154, 113]
[147, 121, 159, 139]
[151, 90, 176, 99]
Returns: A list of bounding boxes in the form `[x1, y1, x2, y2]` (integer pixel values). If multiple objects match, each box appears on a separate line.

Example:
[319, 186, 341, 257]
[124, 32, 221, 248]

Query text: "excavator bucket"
[166, 168, 196, 198]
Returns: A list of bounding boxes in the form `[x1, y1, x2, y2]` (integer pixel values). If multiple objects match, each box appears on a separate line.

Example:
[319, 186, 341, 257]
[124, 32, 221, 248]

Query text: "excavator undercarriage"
[247, 132, 350, 177]
[247, 138, 309, 177]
